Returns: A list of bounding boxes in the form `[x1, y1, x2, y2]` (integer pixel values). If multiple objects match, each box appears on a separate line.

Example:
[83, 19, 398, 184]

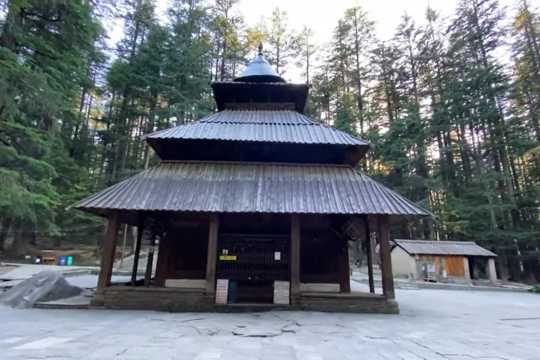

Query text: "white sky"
[153, 0, 519, 41]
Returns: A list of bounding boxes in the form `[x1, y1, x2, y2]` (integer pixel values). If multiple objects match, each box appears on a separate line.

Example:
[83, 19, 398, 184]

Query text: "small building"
[74, 46, 429, 313]
[391, 239, 497, 283]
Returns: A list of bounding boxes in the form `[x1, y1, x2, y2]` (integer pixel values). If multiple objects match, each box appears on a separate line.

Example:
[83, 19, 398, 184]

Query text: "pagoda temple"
[74, 46, 428, 313]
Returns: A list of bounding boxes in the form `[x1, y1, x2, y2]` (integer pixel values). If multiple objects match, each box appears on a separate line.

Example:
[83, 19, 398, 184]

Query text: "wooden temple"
[74, 47, 428, 313]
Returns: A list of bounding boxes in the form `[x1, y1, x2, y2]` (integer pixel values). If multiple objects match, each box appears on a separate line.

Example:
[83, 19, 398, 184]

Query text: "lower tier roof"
[74, 162, 429, 217]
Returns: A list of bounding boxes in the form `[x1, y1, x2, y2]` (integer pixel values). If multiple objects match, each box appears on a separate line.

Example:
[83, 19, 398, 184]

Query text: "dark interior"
[155, 220, 209, 284]
[300, 216, 345, 284]
[148, 139, 365, 166]
[217, 214, 290, 304]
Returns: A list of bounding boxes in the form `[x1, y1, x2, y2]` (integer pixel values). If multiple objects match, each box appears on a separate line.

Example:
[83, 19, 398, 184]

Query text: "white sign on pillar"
[215, 279, 229, 304]
[273, 281, 290, 305]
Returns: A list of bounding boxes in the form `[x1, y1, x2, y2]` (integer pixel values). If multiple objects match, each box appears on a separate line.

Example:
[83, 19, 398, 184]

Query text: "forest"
[0, 0, 538, 280]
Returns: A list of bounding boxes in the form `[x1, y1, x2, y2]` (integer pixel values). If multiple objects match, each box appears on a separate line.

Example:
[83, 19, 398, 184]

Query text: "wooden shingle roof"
[75, 162, 429, 217]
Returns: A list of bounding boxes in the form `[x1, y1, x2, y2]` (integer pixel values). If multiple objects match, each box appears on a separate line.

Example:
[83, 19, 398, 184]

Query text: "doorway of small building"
[468, 257, 489, 280]
[217, 214, 290, 304]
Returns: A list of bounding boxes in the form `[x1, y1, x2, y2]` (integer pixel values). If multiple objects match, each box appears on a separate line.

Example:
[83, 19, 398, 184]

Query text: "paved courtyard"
[1, 287, 539, 360]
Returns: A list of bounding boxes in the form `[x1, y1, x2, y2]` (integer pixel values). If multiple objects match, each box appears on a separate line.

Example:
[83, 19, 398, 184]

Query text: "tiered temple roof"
[75, 48, 428, 219]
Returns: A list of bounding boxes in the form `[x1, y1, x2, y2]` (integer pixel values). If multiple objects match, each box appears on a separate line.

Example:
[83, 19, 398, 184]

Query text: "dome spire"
[234, 43, 285, 83]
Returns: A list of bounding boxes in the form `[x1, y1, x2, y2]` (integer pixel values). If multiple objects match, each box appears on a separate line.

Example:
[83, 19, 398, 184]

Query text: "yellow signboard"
[219, 255, 237, 261]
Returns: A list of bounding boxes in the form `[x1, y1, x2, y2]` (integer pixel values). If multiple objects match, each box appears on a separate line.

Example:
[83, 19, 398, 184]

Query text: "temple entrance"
[216, 214, 290, 304]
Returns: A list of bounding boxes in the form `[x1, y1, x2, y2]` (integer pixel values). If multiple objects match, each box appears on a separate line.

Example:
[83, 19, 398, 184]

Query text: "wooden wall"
[445, 256, 465, 277]
[417, 255, 466, 278]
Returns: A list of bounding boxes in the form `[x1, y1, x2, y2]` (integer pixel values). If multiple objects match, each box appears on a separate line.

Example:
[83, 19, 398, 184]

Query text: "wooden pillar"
[154, 229, 170, 287]
[96, 212, 119, 299]
[205, 214, 219, 295]
[131, 219, 144, 285]
[144, 233, 155, 287]
[378, 215, 395, 299]
[365, 216, 375, 294]
[488, 258, 497, 284]
[290, 214, 301, 304]
[338, 237, 351, 293]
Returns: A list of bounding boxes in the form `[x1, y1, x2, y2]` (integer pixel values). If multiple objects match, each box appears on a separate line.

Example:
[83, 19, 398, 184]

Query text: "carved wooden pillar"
[290, 214, 301, 304]
[378, 215, 395, 299]
[205, 214, 219, 295]
[96, 212, 119, 301]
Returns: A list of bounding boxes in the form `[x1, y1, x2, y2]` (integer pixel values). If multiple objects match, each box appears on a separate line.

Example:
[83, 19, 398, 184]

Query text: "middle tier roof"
[146, 110, 367, 146]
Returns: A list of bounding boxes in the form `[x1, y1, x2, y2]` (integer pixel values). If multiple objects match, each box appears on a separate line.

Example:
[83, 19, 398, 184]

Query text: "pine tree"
[0, 0, 103, 253]
[266, 7, 300, 76]
[210, 0, 245, 80]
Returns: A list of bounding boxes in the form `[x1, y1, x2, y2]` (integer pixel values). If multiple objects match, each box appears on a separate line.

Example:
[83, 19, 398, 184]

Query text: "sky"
[152, 0, 519, 43]
[104, 0, 520, 81]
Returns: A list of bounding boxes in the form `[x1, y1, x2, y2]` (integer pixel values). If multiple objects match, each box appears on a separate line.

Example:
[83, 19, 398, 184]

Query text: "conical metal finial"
[233, 42, 285, 83]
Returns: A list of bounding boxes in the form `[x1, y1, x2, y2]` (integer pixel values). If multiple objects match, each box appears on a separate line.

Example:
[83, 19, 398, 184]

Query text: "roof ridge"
[199, 120, 316, 126]
[395, 239, 477, 244]
[159, 160, 353, 168]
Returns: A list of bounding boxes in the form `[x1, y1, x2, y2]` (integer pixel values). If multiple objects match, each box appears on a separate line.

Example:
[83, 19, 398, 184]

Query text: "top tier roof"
[213, 46, 308, 113]
[145, 47, 370, 165]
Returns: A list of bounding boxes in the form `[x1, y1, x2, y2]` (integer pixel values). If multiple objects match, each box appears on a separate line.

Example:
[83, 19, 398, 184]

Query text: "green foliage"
[0, 0, 538, 281]
[307, 1, 539, 278]
[0, 0, 102, 253]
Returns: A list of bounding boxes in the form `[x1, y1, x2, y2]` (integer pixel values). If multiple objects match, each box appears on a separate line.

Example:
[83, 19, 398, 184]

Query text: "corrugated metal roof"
[145, 110, 367, 146]
[393, 240, 496, 257]
[74, 162, 428, 216]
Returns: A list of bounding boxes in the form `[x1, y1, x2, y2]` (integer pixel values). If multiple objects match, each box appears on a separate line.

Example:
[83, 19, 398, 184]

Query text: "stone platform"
[98, 285, 398, 314]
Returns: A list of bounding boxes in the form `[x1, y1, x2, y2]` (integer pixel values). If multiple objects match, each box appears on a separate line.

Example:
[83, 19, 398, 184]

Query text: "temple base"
[96, 286, 399, 314]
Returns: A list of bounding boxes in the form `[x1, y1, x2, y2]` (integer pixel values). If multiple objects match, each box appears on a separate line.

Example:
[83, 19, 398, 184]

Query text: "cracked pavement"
[1, 287, 539, 360]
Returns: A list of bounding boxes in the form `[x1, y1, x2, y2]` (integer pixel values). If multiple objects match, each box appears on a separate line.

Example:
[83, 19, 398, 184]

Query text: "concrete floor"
[1, 287, 539, 360]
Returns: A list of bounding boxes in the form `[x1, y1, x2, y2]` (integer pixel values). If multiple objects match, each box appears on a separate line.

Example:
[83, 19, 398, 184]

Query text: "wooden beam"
[290, 214, 301, 304]
[378, 215, 395, 299]
[365, 216, 375, 294]
[131, 219, 144, 285]
[96, 212, 119, 299]
[205, 214, 219, 295]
